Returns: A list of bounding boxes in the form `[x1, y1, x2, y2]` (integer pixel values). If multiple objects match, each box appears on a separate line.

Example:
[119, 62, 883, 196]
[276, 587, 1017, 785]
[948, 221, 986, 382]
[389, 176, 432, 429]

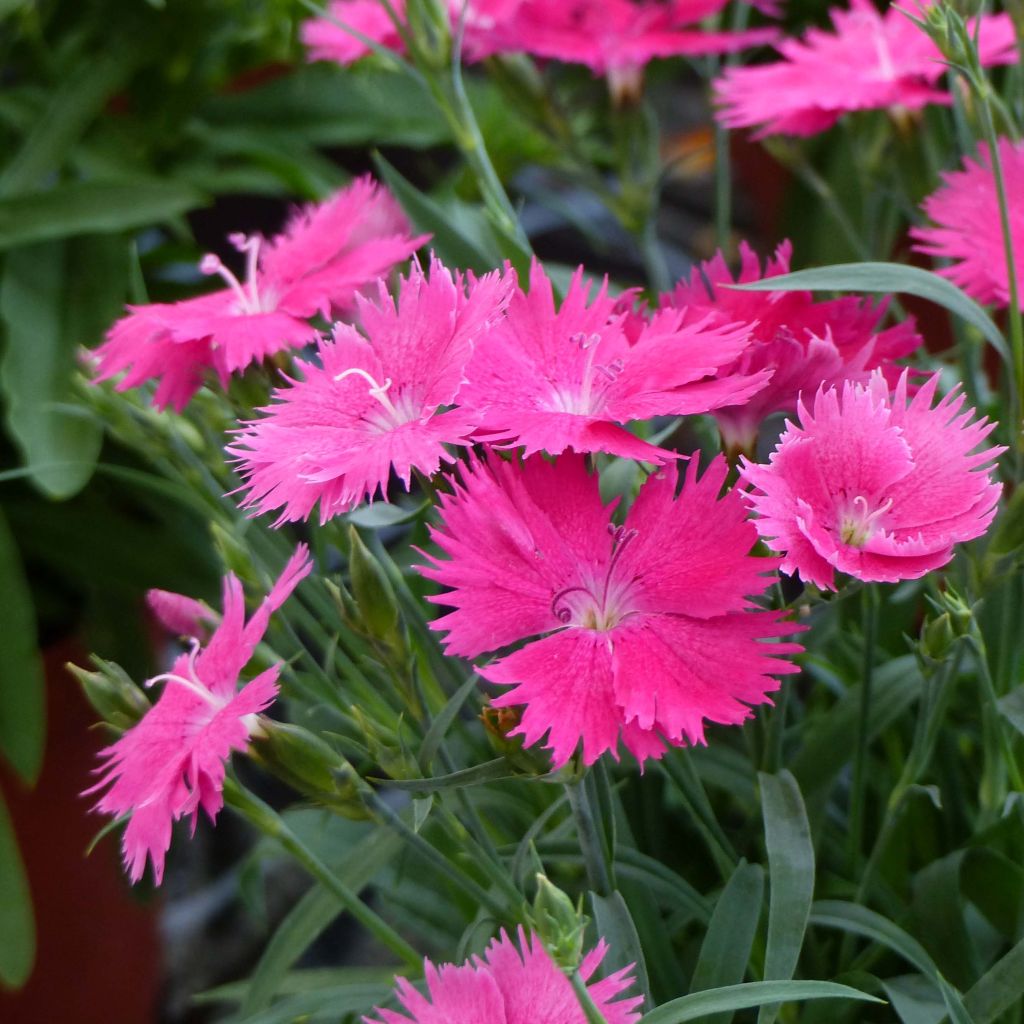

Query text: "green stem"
[571, 970, 611, 1024]
[224, 779, 421, 970]
[566, 775, 615, 895]
[969, 634, 1024, 800]
[848, 585, 880, 871]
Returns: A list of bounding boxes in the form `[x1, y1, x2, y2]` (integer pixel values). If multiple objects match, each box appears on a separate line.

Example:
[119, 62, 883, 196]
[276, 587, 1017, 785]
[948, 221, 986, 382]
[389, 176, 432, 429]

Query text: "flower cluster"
[713, 0, 1016, 137]
[303, 0, 777, 94]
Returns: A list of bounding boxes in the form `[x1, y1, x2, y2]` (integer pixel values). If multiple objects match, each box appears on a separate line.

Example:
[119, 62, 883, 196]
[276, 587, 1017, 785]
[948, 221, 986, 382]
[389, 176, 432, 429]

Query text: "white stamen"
[334, 366, 401, 421]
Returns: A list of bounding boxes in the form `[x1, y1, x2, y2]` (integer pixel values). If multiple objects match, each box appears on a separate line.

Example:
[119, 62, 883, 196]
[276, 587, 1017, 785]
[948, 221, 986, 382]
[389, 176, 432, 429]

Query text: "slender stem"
[571, 970, 611, 1024]
[970, 634, 1024, 797]
[848, 585, 880, 871]
[224, 779, 421, 970]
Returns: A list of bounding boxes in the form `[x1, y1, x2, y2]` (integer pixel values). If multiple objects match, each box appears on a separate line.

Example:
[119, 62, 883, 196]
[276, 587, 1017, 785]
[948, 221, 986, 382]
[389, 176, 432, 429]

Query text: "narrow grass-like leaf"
[418, 673, 480, 770]
[373, 757, 516, 792]
[963, 936, 1024, 1024]
[690, 860, 764, 1024]
[593, 890, 652, 1008]
[732, 262, 1009, 364]
[639, 981, 881, 1024]
[0, 788, 34, 988]
[758, 771, 814, 1024]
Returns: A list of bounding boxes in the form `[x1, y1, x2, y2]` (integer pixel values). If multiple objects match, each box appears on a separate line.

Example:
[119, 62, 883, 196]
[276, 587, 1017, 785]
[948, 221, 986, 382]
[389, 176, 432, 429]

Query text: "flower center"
[551, 525, 638, 632]
[334, 367, 422, 432]
[200, 233, 274, 316]
[838, 494, 893, 548]
[548, 331, 624, 415]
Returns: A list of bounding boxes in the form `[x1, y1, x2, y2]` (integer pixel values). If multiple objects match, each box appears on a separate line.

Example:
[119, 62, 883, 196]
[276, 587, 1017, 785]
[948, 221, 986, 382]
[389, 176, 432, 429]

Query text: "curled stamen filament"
[334, 366, 400, 420]
[852, 495, 893, 527]
[550, 585, 594, 623]
[145, 640, 223, 707]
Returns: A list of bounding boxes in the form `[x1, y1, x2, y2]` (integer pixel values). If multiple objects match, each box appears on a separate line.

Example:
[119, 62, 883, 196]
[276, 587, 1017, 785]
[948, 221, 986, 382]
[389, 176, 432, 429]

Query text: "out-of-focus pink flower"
[93, 177, 426, 411]
[419, 453, 802, 768]
[911, 138, 1024, 310]
[714, 0, 1017, 137]
[365, 928, 641, 1024]
[662, 240, 921, 451]
[491, 0, 776, 98]
[740, 372, 1003, 590]
[231, 259, 511, 524]
[456, 260, 768, 463]
[303, 0, 774, 95]
[87, 547, 313, 884]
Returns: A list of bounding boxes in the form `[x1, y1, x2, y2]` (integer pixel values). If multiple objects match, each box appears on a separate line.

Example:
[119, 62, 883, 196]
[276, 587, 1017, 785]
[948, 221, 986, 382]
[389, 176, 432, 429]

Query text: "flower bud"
[68, 657, 150, 730]
[250, 720, 371, 820]
[347, 526, 402, 648]
[920, 612, 956, 663]
[529, 874, 588, 970]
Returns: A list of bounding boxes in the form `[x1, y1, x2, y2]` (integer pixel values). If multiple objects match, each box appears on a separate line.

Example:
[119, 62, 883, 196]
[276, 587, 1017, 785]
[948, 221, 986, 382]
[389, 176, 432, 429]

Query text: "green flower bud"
[347, 526, 402, 648]
[529, 874, 588, 970]
[68, 657, 150, 730]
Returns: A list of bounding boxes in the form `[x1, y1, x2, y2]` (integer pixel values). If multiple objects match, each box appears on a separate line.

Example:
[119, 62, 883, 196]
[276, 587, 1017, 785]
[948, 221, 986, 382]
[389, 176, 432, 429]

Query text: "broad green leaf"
[996, 685, 1024, 737]
[733, 262, 1009, 364]
[963, 937, 1024, 1024]
[883, 976, 946, 1024]
[347, 500, 429, 530]
[961, 849, 1024, 939]
[690, 861, 764, 1024]
[758, 771, 814, 1024]
[373, 153, 501, 272]
[639, 981, 881, 1024]
[200, 64, 449, 149]
[912, 853, 975, 988]
[0, 788, 34, 988]
[197, 966, 398, 1004]
[231, 982, 392, 1024]
[0, 241, 103, 498]
[0, 180, 206, 251]
[0, 508, 44, 783]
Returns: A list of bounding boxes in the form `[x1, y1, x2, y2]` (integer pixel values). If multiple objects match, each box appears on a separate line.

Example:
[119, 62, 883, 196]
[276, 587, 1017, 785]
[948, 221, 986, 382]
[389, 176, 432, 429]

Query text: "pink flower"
[419, 453, 802, 767]
[491, 0, 776, 97]
[662, 240, 921, 451]
[87, 546, 313, 884]
[146, 589, 212, 638]
[911, 138, 1024, 310]
[93, 177, 426, 411]
[456, 260, 768, 464]
[740, 372, 1003, 590]
[365, 928, 641, 1024]
[231, 259, 512, 524]
[713, 0, 1017, 137]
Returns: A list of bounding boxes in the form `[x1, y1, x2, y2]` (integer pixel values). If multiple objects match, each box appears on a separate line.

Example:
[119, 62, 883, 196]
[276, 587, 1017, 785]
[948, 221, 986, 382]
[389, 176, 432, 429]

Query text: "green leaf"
[732, 262, 1009, 364]
[996, 685, 1024, 737]
[0, 788, 35, 988]
[0, 49, 140, 197]
[690, 861, 764, 1024]
[0, 508, 44, 784]
[373, 757, 518, 792]
[418, 673, 480, 770]
[758, 771, 814, 1024]
[373, 153, 501, 272]
[963, 936, 1024, 1024]
[0, 180, 206, 251]
[639, 981, 881, 1024]
[0, 240, 104, 498]
[240, 825, 403, 1017]
[882, 976, 947, 1024]
[592, 890, 651, 1008]
[347, 500, 429, 530]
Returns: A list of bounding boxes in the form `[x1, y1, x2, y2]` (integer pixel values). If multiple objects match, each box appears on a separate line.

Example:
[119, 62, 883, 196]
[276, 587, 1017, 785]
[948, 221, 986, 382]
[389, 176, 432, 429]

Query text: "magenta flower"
[365, 928, 641, 1024]
[456, 260, 768, 464]
[231, 259, 512, 524]
[740, 373, 1003, 590]
[713, 0, 1017, 137]
[87, 546, 313, 884]
[93, 177, 425, 411]
[662, 240, 921, 451]
[490, 0, 776, 98]
[419, 453, 802, 767]
[911, 138, 1024, 310]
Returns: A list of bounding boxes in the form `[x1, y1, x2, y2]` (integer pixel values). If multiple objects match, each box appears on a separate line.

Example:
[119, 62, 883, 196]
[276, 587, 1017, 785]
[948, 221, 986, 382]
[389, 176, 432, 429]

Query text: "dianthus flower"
[713, 0, 1017, 137]
[662, 240, 921, 451]
[87, 546, 313, 884]
[231, 259, 511, 524]
[489, 0, 776, 99]
[456, 260, 768, 463]
[93, 177, 425, 410]
[365, 928, 641, 1024]
[419, 453, 802, 767]
[911, 138, 1024, 310]
[740, 373, 1003, 590]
